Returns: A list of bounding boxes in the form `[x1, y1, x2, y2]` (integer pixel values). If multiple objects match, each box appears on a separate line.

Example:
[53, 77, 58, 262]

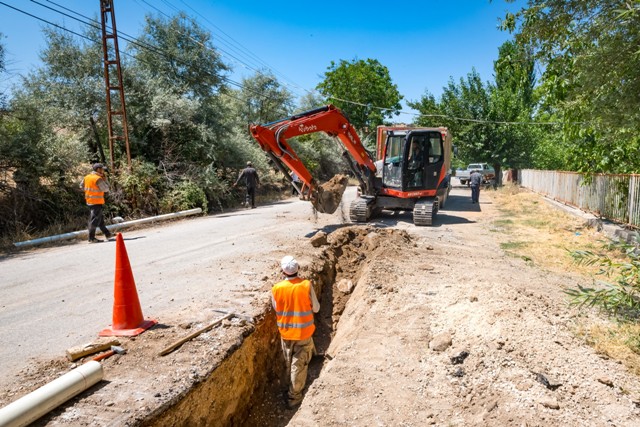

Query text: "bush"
[566, 236, 640, 320]
[161, 180, 207, 212]
[113, 160, 163, 216]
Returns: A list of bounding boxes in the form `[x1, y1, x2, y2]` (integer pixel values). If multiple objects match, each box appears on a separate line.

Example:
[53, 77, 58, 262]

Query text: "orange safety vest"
[84, 173, 105, 205]
[272, 277, 315, 340]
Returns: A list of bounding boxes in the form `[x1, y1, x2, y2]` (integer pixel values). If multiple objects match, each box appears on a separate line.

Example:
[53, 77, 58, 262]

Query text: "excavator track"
[349, 197, 373, 223]
[413, 198, 438, 226]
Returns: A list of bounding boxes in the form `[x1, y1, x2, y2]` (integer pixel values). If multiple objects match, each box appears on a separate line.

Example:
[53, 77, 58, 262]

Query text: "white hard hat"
[281, 255, 299, 275]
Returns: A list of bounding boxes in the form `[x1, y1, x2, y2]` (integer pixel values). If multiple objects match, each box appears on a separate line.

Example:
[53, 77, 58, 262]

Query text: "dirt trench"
[140, 226, 410, 427]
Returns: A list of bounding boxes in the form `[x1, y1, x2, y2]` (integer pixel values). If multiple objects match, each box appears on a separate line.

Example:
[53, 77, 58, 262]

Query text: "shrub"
[566, 236, 640, 320]
[161, 180, 207, 212]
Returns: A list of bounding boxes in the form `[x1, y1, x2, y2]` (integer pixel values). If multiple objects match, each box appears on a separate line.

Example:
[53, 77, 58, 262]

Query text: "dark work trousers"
[470, 185, 481, 203]
[88, 204, 111, 239]
[245, 186, 256, 208]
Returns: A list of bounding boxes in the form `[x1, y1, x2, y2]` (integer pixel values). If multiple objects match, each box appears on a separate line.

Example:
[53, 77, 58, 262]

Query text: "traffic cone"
[99, 233, 157, 337]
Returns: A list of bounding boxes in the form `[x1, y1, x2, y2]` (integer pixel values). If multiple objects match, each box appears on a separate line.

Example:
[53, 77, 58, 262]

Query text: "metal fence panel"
[519, 170, 640, 229]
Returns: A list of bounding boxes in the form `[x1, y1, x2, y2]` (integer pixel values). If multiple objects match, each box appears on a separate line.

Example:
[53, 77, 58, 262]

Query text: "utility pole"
[99, 0, 131, 171]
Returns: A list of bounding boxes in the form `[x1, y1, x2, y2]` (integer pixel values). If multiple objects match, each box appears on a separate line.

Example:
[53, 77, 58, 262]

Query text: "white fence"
[518, 170, 640, 230]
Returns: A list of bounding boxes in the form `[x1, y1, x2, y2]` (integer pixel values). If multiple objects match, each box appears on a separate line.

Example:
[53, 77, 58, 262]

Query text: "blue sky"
[0, 1, 524, 116]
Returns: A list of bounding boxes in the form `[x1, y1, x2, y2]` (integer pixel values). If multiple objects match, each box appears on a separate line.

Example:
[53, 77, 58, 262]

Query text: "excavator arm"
[249, 105, 377, 213]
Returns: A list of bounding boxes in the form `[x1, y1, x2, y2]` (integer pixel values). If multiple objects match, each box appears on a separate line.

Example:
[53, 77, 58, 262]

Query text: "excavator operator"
[408, 139, 425, 186]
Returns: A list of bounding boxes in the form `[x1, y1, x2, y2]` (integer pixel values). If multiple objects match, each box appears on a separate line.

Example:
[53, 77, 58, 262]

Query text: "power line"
[19, 1, 280, 102]
[34, 0, 168, 58]
[0, 1, 259, 105]
[1, 1, 589, 127]
[176, 0, 312, 96]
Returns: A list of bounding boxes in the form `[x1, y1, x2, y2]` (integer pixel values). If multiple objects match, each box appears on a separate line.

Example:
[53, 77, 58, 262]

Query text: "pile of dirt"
[312, 174, 349, 214]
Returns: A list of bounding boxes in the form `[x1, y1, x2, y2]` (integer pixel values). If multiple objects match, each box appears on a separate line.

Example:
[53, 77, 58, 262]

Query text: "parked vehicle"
[457, 163, 495, 185]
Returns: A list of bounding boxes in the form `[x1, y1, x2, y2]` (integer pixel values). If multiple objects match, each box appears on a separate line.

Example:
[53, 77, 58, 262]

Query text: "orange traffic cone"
[99, 233, 157, 337]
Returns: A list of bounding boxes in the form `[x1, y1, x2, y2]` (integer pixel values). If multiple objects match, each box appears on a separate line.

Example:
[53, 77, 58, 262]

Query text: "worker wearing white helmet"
[271, 255, 320, 408]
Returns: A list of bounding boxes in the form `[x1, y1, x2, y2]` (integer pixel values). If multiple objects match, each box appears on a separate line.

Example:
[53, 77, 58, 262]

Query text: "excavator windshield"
[382, 134, 405, 188]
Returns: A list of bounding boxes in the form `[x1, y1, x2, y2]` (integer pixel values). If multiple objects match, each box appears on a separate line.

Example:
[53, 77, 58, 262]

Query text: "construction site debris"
[534, 372, 562, 391]
[159, 313, 234, 356]
[92, 346, 126, 362]
[309, 231, 328, 247]
[65, 339, 121, 361]
[429, 331, 453, 352]
[336, 279, 354, 294]
[450, 351, 470, 365]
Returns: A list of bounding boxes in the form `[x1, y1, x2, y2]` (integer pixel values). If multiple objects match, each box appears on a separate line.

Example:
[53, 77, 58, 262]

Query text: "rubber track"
[349, 198, 370, 222]
[413, 199, 438, 226]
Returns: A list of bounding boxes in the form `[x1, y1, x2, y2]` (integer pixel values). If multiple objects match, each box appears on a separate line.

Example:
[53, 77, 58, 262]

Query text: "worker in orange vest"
[82, 163, 114, 243]
[271, 255, 320, 408]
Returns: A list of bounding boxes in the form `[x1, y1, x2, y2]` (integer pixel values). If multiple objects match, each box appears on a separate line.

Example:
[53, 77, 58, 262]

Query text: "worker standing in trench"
[271, 256, 320, 408]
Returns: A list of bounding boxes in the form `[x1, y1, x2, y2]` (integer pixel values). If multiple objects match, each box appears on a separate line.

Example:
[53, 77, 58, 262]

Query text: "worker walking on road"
[290, 171, 302, 196]
[82, 163, 114, 243]
[233, 161, 260, 208]
[272, 255, 320, 408]
[469, 169, 483, 204]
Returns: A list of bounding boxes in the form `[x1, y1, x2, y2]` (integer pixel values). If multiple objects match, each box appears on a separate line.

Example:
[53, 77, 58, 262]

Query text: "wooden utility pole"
[99, 0, 131, 171]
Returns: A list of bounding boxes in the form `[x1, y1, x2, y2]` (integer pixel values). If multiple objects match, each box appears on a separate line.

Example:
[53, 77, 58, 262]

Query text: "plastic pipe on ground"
[13, 208, 202, 249]
[0, 361, 103, 427]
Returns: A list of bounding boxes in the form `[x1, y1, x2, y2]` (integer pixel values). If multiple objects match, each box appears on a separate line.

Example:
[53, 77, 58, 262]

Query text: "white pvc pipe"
[0, 361, 103, 427]
[14, 208, 202, 249]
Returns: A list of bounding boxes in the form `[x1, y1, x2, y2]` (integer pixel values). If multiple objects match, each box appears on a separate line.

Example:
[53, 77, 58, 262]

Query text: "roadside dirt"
[2, 187, 640, 426]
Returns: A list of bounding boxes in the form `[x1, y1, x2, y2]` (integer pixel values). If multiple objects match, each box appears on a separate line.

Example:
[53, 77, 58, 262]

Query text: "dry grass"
[574, 322, 640, 376]
[490, 184, 602, 274]
[490, 183, 640, 375]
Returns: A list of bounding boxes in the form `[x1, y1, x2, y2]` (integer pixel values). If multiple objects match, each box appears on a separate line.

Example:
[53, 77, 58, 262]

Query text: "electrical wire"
[22, 1, 275, 102]
[175, 0, 312, 96]
[0, 1, 590, 127]
[0, 1, 255, 105]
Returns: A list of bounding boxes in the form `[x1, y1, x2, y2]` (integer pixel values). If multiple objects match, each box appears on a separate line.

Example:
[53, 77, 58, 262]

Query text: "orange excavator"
[249, 104, 452, 226]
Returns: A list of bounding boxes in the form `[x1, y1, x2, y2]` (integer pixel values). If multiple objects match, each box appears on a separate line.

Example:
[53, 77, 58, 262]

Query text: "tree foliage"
[567, 237, 640, 320]
[0, 13, 295, 240]
[133, 13, 228, 98]
[316, 58, 402, 134]
[502, 0, 640, 173]
[235, 72, 294, 125]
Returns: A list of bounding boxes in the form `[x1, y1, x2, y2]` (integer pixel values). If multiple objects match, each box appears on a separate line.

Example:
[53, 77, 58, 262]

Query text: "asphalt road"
[0, 182, 478, 382]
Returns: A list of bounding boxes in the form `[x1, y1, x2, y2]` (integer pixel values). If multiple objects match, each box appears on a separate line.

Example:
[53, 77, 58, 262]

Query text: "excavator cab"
[360, 126, 451, 225]
[381, 130, 445, 193]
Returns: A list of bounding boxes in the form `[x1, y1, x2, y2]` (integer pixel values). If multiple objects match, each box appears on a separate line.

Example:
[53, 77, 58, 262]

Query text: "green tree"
[409, 69, 496, 168]
[0, 33, 6, 105]
[502, 0, 640, 173]
[133, 13, 228, 98]
[126, 13, 235, 212]
[489, 40, 538, 176]
[316, 58, 403, 134]
[17, 27, 104, 163]
[235, 72, 294, 125]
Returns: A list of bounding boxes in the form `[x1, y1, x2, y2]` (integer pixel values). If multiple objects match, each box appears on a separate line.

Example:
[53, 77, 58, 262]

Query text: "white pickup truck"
[456, 163, 495, 185]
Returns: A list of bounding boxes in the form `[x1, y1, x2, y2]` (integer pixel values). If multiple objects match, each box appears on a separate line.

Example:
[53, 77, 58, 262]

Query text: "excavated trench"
[140, 226, 411, 427]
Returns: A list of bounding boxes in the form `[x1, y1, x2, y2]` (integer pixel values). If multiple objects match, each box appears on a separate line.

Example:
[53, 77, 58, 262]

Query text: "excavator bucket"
[311, 174, 350, 214]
